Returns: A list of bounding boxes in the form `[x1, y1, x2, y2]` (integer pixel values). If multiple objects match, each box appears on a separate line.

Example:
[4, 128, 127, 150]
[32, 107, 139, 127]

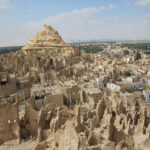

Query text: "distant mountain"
[69, 39, 150, 44]
[134, 37, 150, 41]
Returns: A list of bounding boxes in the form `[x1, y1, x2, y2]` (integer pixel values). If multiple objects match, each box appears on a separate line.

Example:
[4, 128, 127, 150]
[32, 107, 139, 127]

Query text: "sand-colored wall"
[0, 78, 16, 97]
[47, 94, 64, 106]
[0, 102, 20, 142]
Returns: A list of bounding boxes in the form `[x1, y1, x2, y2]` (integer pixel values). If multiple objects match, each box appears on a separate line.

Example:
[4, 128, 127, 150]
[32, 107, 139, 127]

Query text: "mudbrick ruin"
[0, 25, 150, 150]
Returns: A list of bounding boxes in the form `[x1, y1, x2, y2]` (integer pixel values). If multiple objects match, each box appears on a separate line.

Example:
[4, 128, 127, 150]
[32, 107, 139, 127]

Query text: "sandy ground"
[0, 139, 37, 150]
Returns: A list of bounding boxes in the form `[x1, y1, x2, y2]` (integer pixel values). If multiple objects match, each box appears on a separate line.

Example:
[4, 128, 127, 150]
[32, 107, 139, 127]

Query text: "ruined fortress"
[0, 25, 150, 150]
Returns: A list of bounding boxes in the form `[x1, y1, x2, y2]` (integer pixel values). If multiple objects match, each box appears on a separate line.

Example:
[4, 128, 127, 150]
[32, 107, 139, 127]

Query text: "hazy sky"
[0, 0, 150, 46]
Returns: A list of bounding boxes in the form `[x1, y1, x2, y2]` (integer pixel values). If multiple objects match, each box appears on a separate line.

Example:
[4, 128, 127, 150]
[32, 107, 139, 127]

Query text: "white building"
[94, 78, 104, 90]
[131, 82, 144, 91]
[147, 71, 150, 77]
[143, 90, 150, 102]
[107, 83, 121, 91]
[97, 65, 103, 70]
[133, 69, 145, 75]
[123, 57, 131, 64]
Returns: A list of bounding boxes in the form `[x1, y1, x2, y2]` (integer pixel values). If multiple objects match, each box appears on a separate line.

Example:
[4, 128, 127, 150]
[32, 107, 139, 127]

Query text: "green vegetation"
[121, 43, 150, 50]
[72, 44, 103, 54]
[135, 52, 141, 61]
[123, 50, 129, 55]
[124, 71, 131, 77]
[0, 46, 22, 54]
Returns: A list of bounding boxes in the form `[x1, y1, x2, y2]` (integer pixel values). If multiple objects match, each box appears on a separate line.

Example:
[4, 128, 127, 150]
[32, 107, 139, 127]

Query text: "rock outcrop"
[21, 25, 78, 57]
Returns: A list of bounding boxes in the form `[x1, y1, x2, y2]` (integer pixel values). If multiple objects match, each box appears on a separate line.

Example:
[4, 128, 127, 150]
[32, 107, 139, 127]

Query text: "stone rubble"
[0, 25, 150, 150]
